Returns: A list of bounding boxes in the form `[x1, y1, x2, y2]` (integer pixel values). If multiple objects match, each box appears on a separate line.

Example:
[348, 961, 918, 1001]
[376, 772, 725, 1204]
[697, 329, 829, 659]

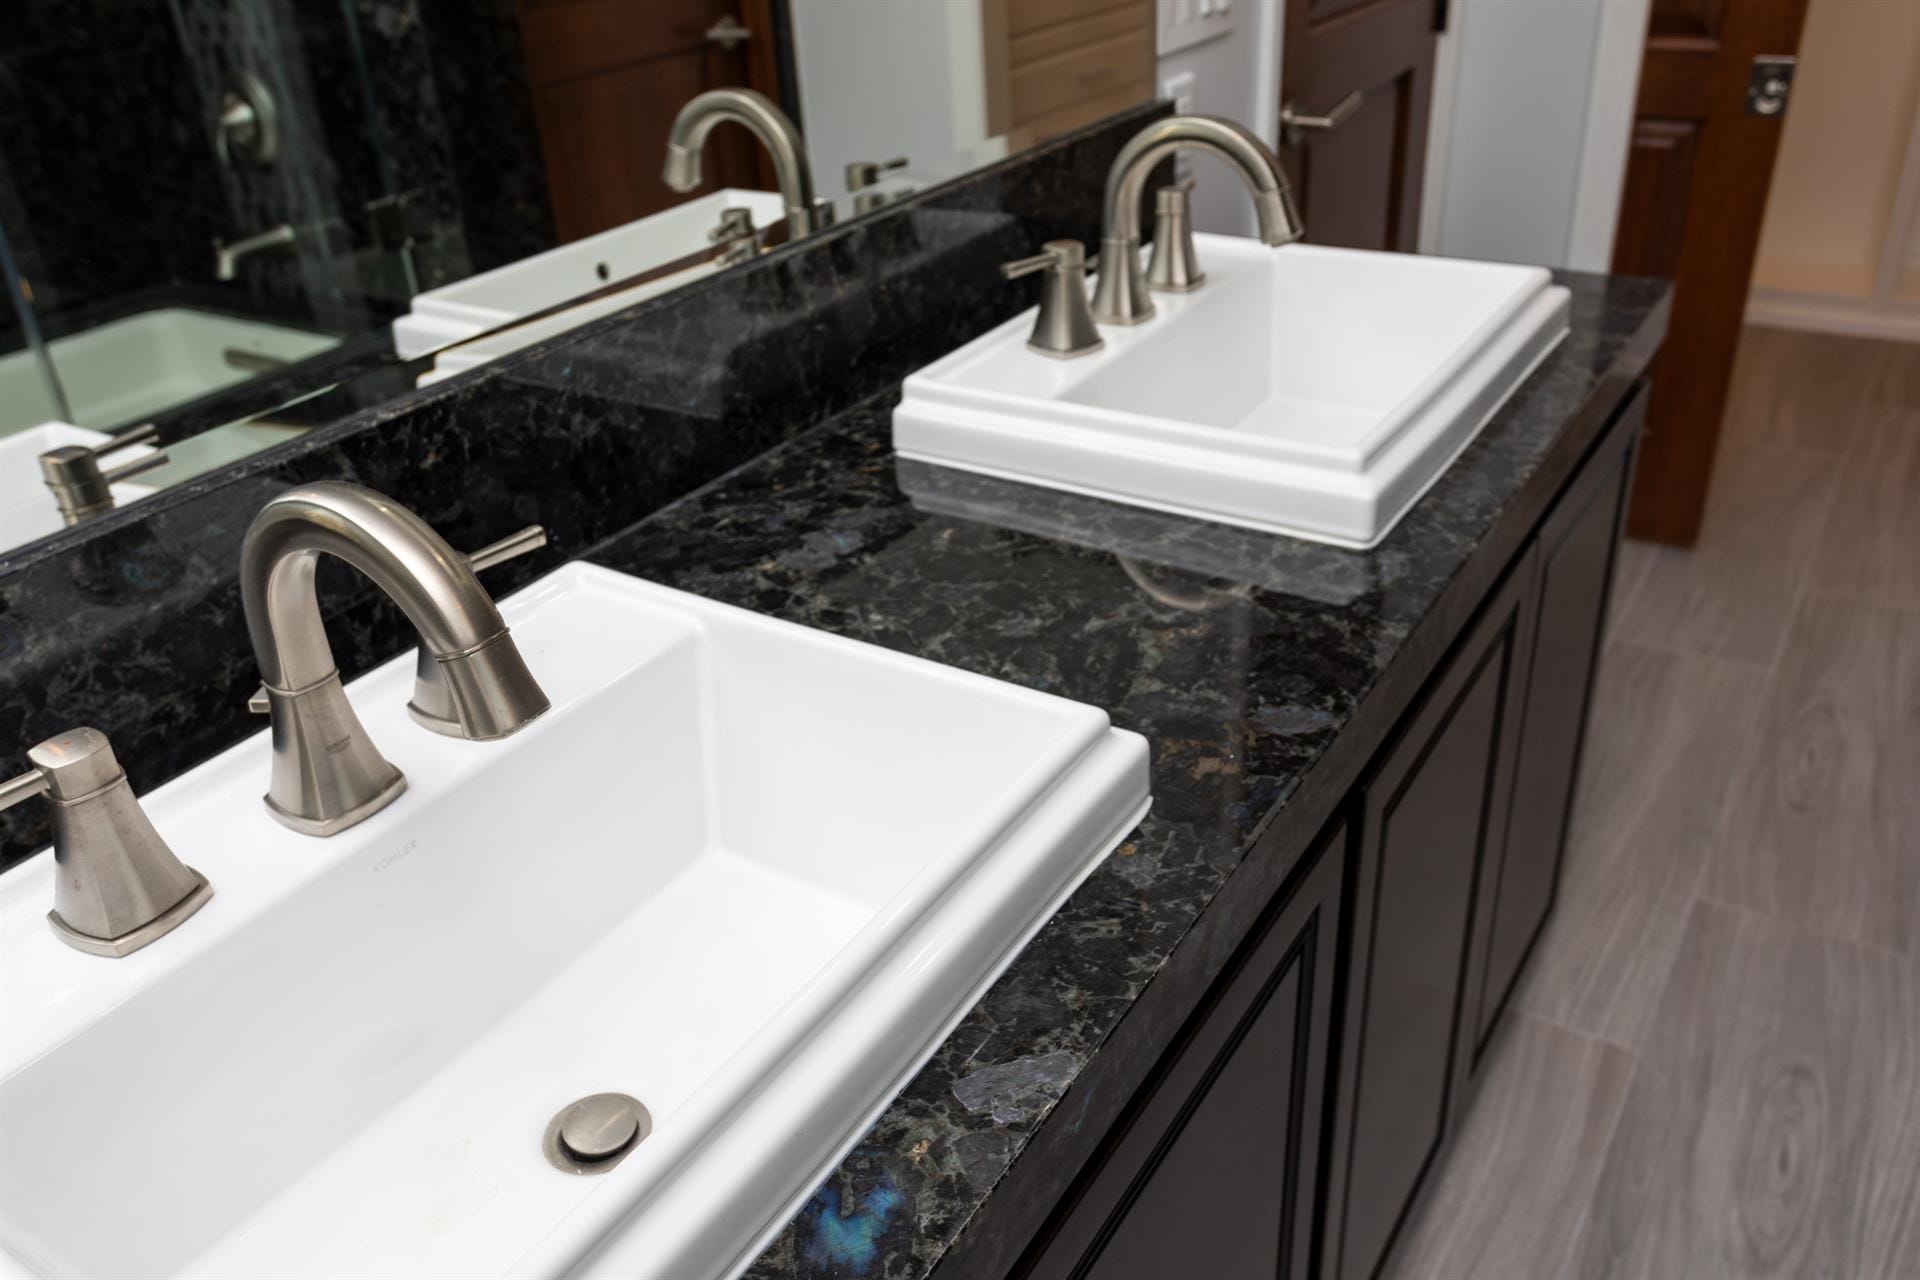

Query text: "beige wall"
[1752, 0, 1920, 298]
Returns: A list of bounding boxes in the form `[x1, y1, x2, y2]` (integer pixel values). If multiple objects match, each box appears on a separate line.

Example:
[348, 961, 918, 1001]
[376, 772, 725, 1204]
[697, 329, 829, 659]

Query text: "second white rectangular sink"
[893, 235, 1570, 548]
[0, 563, 1147, 1279]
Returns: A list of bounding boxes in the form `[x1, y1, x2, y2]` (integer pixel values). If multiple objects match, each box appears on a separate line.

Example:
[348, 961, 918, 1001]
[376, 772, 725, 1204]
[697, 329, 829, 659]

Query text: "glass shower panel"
[0, 0, 397, 436]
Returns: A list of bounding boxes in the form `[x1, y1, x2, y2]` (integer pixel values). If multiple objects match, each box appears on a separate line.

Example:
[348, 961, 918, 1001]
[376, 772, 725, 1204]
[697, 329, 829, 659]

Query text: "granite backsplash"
[0, 100, 1170, 869]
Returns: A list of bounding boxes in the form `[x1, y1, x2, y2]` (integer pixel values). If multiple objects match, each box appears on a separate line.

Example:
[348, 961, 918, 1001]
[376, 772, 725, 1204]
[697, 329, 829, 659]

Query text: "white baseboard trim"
[1745, 287, 1920, 343]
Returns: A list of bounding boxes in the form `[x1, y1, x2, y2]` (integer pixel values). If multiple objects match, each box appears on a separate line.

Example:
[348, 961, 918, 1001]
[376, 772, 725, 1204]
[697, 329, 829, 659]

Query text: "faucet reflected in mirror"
[0, 1, 1162, 561]
[663, 88, 826, 240]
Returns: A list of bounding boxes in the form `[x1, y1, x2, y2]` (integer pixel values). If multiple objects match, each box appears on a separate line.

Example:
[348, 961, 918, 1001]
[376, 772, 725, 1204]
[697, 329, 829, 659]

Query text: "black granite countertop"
[579, 271, 1669, 1279]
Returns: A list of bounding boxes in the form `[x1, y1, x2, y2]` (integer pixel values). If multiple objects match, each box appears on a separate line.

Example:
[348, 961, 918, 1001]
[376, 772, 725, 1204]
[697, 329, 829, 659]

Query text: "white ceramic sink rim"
[392, 189, 788, 359]
[0, 563, 1146, 1280]
[892, 236, 1571, 548]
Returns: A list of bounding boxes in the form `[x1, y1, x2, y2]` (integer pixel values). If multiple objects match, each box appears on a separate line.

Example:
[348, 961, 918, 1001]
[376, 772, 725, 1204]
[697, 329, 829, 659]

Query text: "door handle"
[1280, 91, 1363, 146]
[705, 16, 752, 50]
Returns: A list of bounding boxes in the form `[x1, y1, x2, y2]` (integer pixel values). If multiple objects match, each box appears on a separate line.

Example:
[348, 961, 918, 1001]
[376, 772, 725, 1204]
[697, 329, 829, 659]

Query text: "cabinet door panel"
[1471, 388, 1644, 1057]
[1327, 558, 1537, 1280]
[1022, 827, 1345, 1280]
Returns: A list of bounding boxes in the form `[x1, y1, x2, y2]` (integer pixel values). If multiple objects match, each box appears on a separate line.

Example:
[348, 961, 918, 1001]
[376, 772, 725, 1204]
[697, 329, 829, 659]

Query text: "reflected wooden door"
[516, 0, 784, 242]
[1613, 0, 1812, 545]
[1279, 0, 1440, 251]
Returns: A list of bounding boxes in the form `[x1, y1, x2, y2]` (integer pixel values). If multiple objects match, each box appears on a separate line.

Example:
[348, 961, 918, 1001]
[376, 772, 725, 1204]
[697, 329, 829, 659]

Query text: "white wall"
[1155, 0, 1287, 237]
[787, 0, 991, 203]
[1421, 0, 1647, 270]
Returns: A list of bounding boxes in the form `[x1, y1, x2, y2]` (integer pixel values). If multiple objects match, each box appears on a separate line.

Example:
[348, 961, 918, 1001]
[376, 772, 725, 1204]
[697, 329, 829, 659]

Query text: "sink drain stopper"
[543, 1092, 652, 1174]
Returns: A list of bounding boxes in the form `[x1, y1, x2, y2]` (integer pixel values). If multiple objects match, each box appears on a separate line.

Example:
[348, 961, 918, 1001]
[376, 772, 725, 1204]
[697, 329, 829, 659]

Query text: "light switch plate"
[1160, 70, 1197, 181]
[1161, 70, 1197, 116]
[1158, 0, 1232, 55]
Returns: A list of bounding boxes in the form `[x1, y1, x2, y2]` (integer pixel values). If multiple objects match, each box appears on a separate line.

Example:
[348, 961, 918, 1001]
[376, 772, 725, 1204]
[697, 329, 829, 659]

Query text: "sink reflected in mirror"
[0, 1, 1161, 558]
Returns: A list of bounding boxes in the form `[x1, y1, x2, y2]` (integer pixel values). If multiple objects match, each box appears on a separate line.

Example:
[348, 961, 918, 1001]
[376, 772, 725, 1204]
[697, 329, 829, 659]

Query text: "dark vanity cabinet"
[1460, 386, 1644, 1072]
[1325, 384, 1644, 1280]
[1018, 822, 1347, 1280]
[1321, 551, 1539, 1280]
[1009, 386, 1644, 1280]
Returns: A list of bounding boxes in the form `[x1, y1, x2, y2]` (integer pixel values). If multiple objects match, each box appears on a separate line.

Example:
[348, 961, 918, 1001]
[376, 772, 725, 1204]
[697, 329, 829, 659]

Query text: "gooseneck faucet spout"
[240, 482, 549, 836]
[1091, 115, 1304, 326]
[662, 88, 820, 238]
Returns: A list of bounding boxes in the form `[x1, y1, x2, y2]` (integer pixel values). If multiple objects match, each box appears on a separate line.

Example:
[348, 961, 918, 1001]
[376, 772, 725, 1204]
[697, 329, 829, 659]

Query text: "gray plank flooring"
[1382, 325, 1920, 1280]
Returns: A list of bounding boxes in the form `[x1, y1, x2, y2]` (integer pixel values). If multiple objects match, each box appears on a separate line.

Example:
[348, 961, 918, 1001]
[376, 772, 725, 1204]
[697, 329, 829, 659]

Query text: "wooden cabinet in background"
[516, 0, 783, 243]
[982, 0, 1156, 149]
[1279, 0, 1440, 251]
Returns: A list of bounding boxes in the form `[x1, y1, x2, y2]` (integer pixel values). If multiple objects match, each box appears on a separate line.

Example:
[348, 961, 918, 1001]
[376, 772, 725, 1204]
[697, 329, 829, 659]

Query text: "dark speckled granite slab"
[0, 102, 1168, 869]
[577, 271, 1668, 1278]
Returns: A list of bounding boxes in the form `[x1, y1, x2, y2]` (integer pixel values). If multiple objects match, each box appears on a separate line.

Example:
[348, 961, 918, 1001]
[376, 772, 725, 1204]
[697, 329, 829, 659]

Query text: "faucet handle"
[709, 206, 759, 266]
[38, 423, 170, 527]
[1, 728, 212, 957]
[465, 524, 548, 573]
[1001, 240, 1104, 359]
[246, 524, 549, 718]
[1147, 180, 1205, 293]
[1000, 239, 1098, 280]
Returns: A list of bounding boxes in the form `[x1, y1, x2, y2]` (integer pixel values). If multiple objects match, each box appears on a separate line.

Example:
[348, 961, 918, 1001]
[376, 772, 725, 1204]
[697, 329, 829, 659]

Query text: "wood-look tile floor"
[1382, 326, 1920, 1280]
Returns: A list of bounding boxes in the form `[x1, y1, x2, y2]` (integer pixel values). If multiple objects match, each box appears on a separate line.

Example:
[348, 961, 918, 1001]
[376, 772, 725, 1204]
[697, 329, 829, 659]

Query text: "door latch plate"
[1747, 56, 1796, 117]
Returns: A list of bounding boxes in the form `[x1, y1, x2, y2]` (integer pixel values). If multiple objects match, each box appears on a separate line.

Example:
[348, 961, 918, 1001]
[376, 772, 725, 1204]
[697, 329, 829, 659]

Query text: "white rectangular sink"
[894, 236, 1570, 548]
[0, 563, 1147, 1279]
[393, 189, 789, 360]
[0, 309, 338, 437]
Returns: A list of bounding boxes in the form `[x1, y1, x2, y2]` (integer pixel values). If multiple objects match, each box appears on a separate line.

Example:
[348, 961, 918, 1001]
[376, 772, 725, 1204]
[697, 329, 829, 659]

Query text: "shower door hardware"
[216, 71, 279, 166]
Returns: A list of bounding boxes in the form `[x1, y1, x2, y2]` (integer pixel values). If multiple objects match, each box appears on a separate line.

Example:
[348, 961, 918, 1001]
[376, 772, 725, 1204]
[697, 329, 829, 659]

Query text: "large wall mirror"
[0, 0, 1155, 557]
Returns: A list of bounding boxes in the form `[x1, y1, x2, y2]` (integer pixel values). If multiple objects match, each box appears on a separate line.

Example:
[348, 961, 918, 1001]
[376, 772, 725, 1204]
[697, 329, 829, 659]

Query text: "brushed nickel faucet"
[0, 727, 212, 956]
[1091, 115, 1305, 326]
[239, 482, 549, 836]
[1001, 240, 1103, 358]
[214, 223, 297, 282]
[662, 88, 824, 239]
[38, 423, 170, 526]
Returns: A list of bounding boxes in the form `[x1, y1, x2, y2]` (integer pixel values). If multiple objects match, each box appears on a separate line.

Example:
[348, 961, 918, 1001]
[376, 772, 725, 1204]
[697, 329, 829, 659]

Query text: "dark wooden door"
[1018, 824, 1346, 1280]
[1462, 386, 1644, 1079]
[516, 0, 783, 243]
[1278, 0, 1440, 250]
[1612, 0, 1812, 544]
[1324, 551, 1537, 1280]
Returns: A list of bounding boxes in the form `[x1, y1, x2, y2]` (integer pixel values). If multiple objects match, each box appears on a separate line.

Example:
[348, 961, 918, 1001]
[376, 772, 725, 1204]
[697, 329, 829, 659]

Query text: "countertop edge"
[928, 284, 1671, 1279]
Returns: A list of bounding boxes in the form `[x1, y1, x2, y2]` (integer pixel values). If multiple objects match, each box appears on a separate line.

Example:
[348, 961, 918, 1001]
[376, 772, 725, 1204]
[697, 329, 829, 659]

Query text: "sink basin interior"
[894, 236, 1571, 546]
[1064, 248, 1546, 463]
[0, 564, 1144, 1278]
